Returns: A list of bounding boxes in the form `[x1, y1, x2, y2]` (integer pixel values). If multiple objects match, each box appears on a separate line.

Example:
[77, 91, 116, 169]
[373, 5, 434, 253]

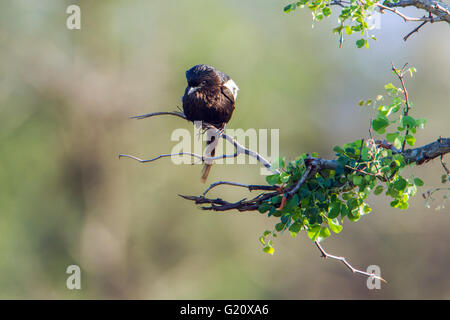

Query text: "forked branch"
[315, 241, 387, 283]
[119, 111, 278, 174]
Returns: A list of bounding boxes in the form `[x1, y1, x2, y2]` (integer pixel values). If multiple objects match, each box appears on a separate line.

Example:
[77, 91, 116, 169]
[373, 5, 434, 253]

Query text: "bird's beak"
[188, 86, 200, 95]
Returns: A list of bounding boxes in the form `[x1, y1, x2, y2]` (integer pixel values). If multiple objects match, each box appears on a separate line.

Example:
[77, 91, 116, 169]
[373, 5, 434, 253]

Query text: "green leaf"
[352, 175, 363, 186]
[328, 202, 341, 219]
[356, 39, 366, 48]
[280, 172, 291, 183]
[307, 225, 321, 241]
[386, 132, 399, 143]
[271, 195, 282, 204]
[393, 137, 402, 149]
[372, 116, 389, 134]
[414, 178, 424, 187]
[289, 222, 302, 233]
[263, 246, 274, 255]
[347, 198, 359, 211]
[405, 134, 415, 146]
[259, 236, 265, 245]
[402, 115, 416, 128]
[275, 222, 285, 232]
[345, 26, 353, 35]
[266, 174, 280, 186]
[258, 202, 271, 213]
[374, 185, 384, 195]
[394, 178, 407, 191]
[408, 67, 417, 77]
[361, 203, 372, 214]
[398, 201, 409, 210]
[347, 209, 361, 222]
[327, 218, 343, 234]
[314, 12, 324, 21]
[333, 146, 345, 154]
[385, 83, 397, 92]
[342, 192, 353, 200]
[318, 227, 331, 241]
[415, 118, 426, 129]
[322, 7, 332, 17]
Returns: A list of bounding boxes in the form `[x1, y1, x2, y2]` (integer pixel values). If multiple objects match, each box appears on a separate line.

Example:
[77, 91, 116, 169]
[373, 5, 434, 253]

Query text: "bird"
[181, 64, 239, 183]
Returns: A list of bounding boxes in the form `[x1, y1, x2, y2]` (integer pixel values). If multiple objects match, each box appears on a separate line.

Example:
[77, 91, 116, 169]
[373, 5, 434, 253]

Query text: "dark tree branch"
[182, 138, 450, 212]
[401, 137, 450, 164]
[202, 181, 279, 196]
[383, 0, 450, 23]
[403, 20, 428, 41]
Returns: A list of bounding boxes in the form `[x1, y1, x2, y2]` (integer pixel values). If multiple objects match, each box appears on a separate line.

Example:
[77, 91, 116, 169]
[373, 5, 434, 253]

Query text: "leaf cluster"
[284, 0, 382, 48]
[258, 68, 426, 254]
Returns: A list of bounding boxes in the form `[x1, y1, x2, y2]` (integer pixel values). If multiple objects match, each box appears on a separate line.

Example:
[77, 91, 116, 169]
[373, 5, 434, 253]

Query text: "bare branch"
[391, 63, 412, 152]
[440, 154, 450, 176]
[130, 111, 187, 120]
[121, 110, 279, 174]
[202, 181, 279, 196]
[382, 0, 450, 23]
[375, 2, 438, 21]
[403, 20, 428, 41]
[119, 149, 242, 165]
[314, 241, 387, 283]
[119, 152, 203, 163]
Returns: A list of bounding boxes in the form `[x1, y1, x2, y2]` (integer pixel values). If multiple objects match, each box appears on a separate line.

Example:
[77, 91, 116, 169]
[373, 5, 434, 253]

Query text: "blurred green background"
[0, 0, 449, 299]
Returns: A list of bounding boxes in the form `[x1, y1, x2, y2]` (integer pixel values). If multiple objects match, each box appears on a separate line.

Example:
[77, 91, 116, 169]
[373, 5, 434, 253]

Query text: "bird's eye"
[201, 80, 207, 85]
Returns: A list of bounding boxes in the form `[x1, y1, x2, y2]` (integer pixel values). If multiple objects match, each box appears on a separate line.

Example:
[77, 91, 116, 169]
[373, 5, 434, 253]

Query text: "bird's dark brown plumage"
[182, 64, 236, 129]
[181, 64, 239, 182]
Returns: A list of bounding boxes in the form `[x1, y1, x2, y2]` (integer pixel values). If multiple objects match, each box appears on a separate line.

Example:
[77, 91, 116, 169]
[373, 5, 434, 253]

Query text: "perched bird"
[182, 64, 239, 182]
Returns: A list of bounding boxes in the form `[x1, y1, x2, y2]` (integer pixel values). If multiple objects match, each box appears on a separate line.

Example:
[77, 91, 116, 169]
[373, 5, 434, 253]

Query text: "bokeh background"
[0, 0, 449, 299]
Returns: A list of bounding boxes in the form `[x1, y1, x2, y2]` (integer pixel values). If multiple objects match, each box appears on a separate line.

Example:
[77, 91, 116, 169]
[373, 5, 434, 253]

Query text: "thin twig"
[202, 181, 279, 196]
[375, 2, 439, 22]
[314, 241, 387, 283]
[119, 152, 202, 163]
[441, 154, 450, 176]
[392, 63, 412, 152]
[288, 166, 313, 195]
[122, 110, 279, 174]
[119, 151, 239, 164]
[129, 111, 187, 120]
[345, 165, 387, 181]
[403, 20, 428, 41]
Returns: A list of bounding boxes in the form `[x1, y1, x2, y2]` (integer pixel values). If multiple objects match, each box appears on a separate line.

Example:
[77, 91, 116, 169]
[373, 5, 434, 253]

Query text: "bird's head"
[185, 64, 221, 95]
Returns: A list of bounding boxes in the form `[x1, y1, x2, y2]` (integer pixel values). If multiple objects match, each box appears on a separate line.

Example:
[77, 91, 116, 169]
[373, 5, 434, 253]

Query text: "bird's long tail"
[201, 152, 214, 183]
[201, 127, 220, 183]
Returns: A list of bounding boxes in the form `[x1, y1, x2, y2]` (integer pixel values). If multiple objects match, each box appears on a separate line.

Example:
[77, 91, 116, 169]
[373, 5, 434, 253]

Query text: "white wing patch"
[223, 79, 239, 101]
